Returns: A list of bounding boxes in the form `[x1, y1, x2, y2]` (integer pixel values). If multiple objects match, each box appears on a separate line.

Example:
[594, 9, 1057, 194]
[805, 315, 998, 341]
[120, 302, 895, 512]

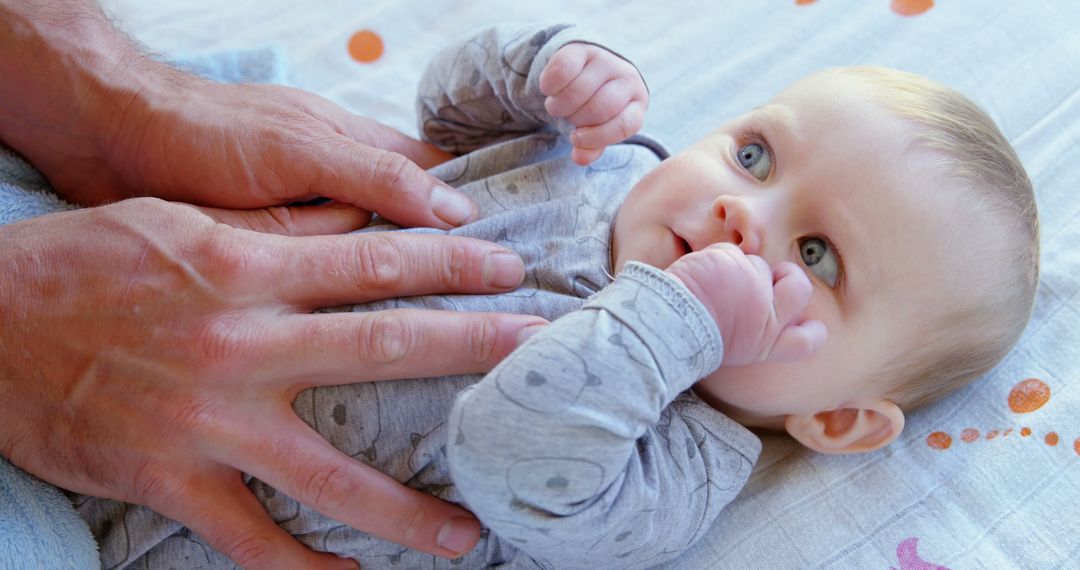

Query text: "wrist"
[0, 1, 177, 202]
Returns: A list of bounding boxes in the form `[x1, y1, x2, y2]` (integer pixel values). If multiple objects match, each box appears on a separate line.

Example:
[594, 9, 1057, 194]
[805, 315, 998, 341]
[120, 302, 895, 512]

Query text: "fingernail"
[437, 517, 480, 556]
[570, 131, 581, 147]
[516, 322, 547, 345]
[484, 251, 524, 289]
[430, 185, 475, 226]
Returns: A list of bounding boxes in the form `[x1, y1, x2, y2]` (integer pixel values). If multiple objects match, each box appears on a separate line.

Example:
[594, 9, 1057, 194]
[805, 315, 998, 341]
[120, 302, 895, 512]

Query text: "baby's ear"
[783, 399, 905, 454]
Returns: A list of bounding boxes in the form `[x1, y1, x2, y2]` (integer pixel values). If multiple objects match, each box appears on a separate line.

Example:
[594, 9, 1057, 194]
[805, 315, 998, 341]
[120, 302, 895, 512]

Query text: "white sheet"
[102, 0, 1080, 567]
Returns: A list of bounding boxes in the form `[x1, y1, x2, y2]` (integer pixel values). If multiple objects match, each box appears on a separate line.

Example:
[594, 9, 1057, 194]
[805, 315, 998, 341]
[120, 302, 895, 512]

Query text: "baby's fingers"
[540, 43, 590, 97]
[569, 100, 646, 152]
[566, 77, 639, 127]
[571, 147, 605, 166]
[767, 320, 827, 363]
[771, 261, 813, 326]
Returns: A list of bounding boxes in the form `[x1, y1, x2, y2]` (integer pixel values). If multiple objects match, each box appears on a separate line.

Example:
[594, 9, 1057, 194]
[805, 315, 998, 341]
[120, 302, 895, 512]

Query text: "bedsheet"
[96, 1, 1080, 568]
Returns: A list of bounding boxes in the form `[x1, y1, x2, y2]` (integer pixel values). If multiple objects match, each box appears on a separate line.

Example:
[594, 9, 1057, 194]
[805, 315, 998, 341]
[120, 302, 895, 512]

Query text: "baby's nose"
[712, 196, 762, 256]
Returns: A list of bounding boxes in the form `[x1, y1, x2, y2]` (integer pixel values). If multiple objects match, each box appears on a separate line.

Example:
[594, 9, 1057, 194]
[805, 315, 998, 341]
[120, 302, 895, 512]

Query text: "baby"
[76, 23, 1039, 569]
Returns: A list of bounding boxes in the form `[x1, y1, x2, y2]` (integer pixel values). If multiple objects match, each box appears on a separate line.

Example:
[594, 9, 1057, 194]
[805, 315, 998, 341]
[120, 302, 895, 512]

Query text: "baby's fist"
[665, 244, 827, 366]
[539, 43, 648, 165]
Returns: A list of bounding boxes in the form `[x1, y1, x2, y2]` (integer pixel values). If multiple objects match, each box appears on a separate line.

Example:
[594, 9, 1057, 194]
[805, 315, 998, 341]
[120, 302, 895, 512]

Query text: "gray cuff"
[585, 261, 724, 387]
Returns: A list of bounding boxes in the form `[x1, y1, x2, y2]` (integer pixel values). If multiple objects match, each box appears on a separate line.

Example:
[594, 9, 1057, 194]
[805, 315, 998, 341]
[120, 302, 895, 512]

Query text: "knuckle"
[371, 150, 413, 192]
[359, 311, 415, 364]
[130, 461, 187, 507]
[440, 241, 471, 289]
[616, 109, 639, 140]
[196, 313, 257, 371]
[299, 464, 353, 512]
[466, 316, 500, 364]
[222, 530, 276, 568]
[553, 44, 583, 70]
[397, 504, 431, 543]
[130, 462, 168, 503]
[353, 234, 404, 292]
[546, 56, 570, 83]
[197, 231, 268, 286]
[544, 95, 562, 115]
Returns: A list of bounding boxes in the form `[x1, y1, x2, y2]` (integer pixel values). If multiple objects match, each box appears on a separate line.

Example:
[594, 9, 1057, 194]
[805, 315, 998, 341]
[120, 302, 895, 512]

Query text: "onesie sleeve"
[416, 23, 640, 153]
[447, 262, 762, 569]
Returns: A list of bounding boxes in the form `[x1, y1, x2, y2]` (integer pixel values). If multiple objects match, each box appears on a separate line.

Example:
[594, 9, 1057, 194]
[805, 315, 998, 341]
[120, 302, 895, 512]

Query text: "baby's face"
[611, 71, 974, 427]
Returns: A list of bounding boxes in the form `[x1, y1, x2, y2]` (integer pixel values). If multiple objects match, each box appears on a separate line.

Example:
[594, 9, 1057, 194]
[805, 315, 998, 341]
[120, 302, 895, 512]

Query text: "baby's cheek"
[799, 292, 837, 332]
[705, 364, 798, 410]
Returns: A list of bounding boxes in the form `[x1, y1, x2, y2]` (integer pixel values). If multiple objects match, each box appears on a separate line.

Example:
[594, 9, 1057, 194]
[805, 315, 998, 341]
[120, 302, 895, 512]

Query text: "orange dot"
[986, 430, 999, 440]
[891, 0, 933, 16]
[795, 0, 817, 4]
[961, 428, 979, 443]
[1003, 428, 1013, 437]
[1008, 378, 1051, 414]
[926, 431, 952, 450]
[348, 30, 384, 63]
[1046, 432, 1059, 446]
[1074, 438, 1080, 457]
[1021, 427, 1032, 437]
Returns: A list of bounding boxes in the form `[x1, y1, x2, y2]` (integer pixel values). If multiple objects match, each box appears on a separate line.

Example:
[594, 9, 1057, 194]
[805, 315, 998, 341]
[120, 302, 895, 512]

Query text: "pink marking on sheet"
[889, 537, 950, 570]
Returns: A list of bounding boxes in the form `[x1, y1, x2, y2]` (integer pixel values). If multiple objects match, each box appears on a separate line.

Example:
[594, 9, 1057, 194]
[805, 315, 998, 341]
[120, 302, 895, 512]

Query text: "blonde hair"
[837, 66, 1040, 411]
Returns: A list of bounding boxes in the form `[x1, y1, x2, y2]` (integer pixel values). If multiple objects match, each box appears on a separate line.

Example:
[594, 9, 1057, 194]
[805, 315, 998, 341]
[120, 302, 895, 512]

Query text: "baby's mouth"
[674, 232, 692, 256]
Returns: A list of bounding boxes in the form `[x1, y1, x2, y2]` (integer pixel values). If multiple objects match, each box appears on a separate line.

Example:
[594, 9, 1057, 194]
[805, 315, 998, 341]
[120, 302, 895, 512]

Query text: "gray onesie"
[75, 23, 761, 569]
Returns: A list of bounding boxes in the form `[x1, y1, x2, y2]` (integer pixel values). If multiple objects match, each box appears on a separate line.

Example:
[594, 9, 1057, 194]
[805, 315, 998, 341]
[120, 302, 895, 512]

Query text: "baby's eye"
[736, 142, 772, 181]
[799, 237, 839, 288]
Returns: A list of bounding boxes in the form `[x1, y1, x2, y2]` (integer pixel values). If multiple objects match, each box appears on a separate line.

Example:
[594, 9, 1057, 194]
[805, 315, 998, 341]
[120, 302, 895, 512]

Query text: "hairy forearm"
[0, 0, 175, 201]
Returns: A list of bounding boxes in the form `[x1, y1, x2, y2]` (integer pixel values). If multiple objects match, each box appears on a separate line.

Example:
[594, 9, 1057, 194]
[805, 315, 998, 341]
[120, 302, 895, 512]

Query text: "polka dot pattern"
[348, 29, 384, 63]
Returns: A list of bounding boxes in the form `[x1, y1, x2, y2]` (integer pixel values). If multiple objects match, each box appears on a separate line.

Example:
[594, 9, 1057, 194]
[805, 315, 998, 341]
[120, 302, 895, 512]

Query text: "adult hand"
[0, 198, 543, 569]
[93, 81, 471, 228]
[0, 0, 469, 230]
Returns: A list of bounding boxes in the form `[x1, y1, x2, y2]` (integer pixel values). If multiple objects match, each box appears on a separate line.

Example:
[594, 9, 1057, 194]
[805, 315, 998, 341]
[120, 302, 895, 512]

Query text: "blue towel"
[0, 457, 99, 570]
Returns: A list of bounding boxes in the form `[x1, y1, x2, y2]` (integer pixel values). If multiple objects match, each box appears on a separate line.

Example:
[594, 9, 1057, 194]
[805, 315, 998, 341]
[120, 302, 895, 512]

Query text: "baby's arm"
[417, 23, 646, 156]
[447, 254, 820, 567]
[448, 263, 725, 568]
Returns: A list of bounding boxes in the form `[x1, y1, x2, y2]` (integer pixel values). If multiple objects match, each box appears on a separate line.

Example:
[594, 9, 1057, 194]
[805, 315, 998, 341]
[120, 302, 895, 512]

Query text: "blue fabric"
[0, 457, 99, 570]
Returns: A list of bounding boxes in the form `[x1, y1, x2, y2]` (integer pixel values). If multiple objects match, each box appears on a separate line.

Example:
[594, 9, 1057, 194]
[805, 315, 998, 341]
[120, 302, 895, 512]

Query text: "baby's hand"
[539, 43, 648, 166]
[666, 243, 828, 366]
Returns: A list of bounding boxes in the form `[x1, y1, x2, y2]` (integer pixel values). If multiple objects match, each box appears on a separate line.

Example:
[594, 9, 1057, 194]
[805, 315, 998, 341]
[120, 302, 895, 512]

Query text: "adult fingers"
[771, 261, 814, 325]
[768, 320, 827, 363]
[198, 203, 371, 236]
[333, 113, 454, 169]
[224, 414, 481, 559]
[156, 467, 358, 570]
[266, 310, 547, 384]
[306, 142, 477, 230]
[269, 232, 525, 307]
[568, 100, 646, 150]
